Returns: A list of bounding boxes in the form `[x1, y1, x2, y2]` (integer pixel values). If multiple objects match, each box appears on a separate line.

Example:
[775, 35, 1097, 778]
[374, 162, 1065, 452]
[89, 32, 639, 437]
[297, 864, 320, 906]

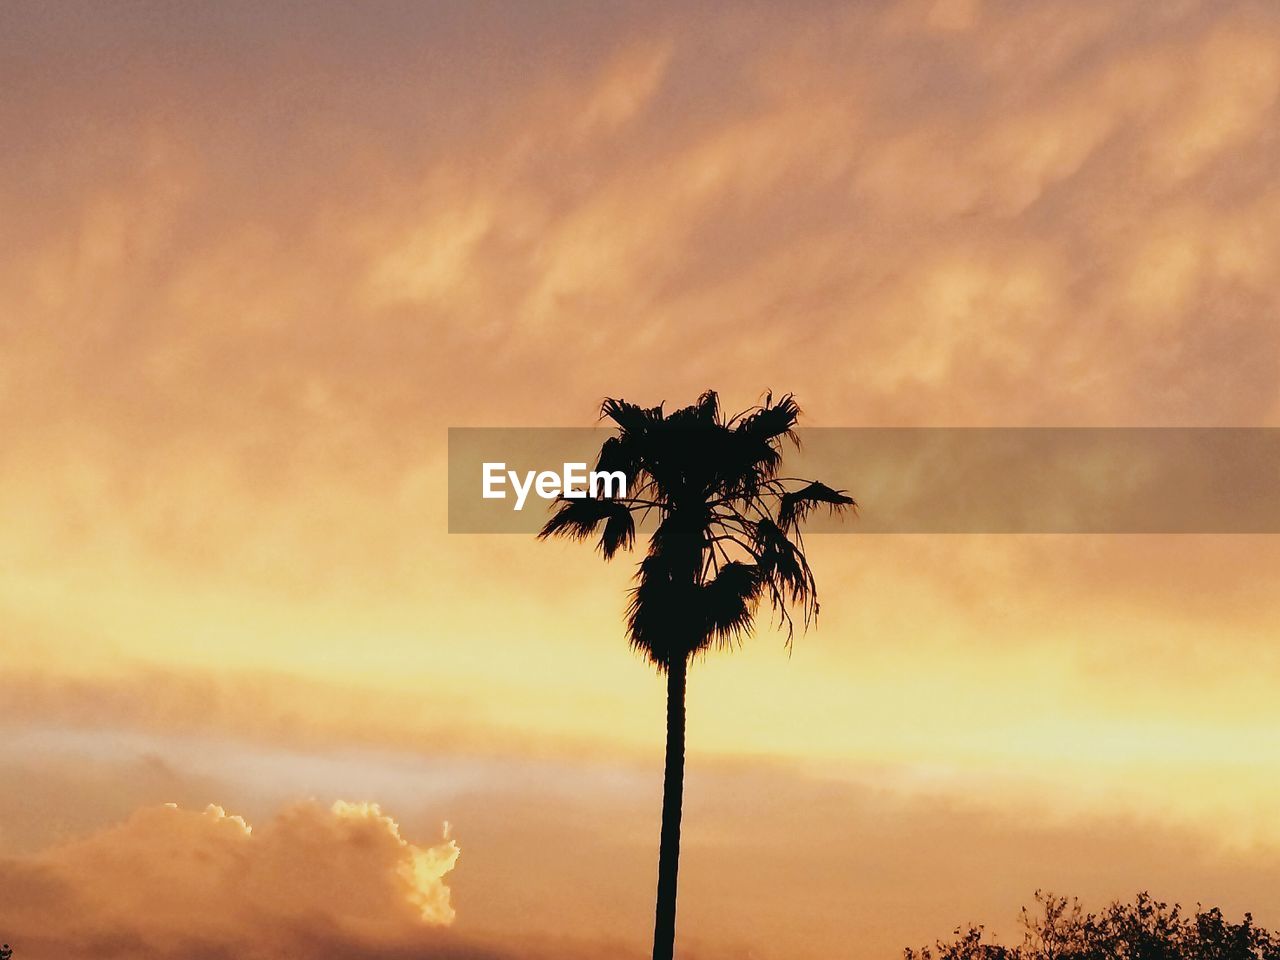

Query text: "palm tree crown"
[540, 388, 855, 667]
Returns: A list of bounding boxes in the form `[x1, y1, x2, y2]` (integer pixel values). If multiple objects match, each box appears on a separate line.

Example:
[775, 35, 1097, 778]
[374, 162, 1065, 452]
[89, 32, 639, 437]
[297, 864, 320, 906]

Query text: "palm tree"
[539, 389, 854, 960]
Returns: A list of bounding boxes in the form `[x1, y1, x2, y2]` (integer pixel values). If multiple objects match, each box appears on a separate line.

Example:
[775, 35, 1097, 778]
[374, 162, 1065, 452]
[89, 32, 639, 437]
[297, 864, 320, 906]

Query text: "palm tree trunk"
[652, 653, 687, 960]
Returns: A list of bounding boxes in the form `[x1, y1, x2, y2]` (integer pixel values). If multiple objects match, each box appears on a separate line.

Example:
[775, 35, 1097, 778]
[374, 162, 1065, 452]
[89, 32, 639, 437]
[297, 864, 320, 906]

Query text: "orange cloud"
[0, 800, 459, 959]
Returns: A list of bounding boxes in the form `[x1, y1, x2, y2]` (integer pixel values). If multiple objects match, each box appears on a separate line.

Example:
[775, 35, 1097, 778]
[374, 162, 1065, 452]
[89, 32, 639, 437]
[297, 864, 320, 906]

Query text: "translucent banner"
[448, 428, 1280, 534]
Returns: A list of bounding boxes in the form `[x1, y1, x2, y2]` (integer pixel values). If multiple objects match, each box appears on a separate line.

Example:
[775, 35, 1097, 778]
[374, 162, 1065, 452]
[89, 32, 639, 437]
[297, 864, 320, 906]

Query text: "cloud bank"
[0, 801, 460, 960]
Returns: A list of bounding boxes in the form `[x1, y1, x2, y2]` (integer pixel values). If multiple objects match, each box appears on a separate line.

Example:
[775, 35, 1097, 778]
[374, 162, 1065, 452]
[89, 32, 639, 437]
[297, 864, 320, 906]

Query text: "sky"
[3, 0, 1280, 957]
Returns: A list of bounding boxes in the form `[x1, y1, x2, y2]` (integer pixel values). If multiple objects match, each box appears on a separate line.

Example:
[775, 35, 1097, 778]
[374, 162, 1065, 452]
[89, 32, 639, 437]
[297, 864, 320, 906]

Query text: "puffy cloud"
[0, 801, 460, 959]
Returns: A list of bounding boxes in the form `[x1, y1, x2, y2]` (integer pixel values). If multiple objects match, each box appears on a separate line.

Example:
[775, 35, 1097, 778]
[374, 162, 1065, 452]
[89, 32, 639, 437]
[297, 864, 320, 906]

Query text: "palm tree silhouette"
[540, 390, 854, 960]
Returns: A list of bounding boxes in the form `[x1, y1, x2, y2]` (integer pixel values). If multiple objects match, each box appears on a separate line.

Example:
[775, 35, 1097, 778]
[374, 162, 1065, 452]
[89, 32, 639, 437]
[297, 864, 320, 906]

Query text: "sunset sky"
[4, 1, 1280, 958]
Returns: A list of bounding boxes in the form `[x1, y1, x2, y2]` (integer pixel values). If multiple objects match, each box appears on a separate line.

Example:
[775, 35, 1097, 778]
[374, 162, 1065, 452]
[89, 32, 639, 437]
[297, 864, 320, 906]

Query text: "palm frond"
[699, 561, 763, 648]
[733, 392, 801, 446]
[600, 397, 663, 434]
[626, 554, 692, 669]
[539, 497, 636, 559]
[599, 502, 637, 559]
[595, 434, 648, 495]
[752, 518, 814, 605]
[778, 481, 856, 530]
[717, 431, 783, 495]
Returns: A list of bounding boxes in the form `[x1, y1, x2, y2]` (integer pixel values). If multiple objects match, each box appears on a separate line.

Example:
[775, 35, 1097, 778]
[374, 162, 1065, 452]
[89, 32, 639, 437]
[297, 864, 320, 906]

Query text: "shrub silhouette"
[906, 892, 1280, 960]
